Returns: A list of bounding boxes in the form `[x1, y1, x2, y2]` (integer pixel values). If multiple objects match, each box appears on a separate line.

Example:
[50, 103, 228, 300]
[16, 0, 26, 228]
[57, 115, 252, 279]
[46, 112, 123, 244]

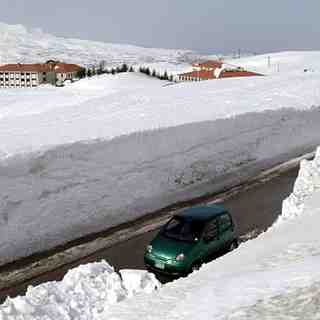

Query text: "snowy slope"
[1, 69, 320, 158]
[103, 147, 320, 320]
[226, 51, 320, 75]
[0, 52, 320, 265]
[0, 22, 196, 67]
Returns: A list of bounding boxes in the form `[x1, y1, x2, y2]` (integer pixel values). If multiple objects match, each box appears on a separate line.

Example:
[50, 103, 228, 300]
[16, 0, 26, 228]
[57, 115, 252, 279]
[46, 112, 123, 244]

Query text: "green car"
[144, 204, 238, 276]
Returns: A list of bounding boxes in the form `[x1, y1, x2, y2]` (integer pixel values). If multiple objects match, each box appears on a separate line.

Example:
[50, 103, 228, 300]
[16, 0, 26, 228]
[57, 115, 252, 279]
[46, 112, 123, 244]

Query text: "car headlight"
[147, 245, 153, 253]
[175, 253, 185, 261]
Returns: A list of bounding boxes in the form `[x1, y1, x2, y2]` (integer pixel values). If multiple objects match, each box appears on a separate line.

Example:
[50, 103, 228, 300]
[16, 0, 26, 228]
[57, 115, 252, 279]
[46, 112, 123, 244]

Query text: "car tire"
[190, 261, 202, 273]
[229, 239, 239, 252]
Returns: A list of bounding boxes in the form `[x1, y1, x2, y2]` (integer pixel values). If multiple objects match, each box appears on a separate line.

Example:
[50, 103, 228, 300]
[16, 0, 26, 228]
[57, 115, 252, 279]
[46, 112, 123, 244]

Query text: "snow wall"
[0, 107, 320, 265]
[277, 147, 320, 224]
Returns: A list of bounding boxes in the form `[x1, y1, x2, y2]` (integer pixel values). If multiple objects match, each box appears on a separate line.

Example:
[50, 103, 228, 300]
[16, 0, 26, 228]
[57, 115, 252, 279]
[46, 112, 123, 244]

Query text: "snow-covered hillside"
[0, 51, 320, 265]
[1, 68, 320, 158]
[0, 22, 196, 67]
[226, 51, 320, 75]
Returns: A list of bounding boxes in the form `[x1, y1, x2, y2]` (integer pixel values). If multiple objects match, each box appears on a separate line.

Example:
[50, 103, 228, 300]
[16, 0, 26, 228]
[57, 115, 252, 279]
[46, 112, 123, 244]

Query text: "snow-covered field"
[1, 147, 319, 320]
[226, 50, 320, 75]
[1, 69, 320, 157]
[0, 22, 195, 67]
[1, 51, 320, 265]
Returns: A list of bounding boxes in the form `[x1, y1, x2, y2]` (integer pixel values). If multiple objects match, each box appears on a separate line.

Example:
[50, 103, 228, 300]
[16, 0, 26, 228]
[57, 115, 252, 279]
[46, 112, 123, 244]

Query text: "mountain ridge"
[0, 22, 197, 67]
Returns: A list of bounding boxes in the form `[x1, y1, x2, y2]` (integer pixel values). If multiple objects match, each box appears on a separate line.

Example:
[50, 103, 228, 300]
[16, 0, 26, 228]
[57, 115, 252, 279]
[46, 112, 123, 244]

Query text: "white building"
[0, 61, 82, 88]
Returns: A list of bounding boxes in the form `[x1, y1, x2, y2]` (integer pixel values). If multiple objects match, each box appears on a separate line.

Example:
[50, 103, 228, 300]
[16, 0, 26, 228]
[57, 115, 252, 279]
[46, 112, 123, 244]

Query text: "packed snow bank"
[119, 270, 161, 297]
[103, 147, 320, 319]
[1, 69, 320, 157]
[0, 107, 319, 265]
[278, 147, 320, 224]
[0, 261, 160, 319]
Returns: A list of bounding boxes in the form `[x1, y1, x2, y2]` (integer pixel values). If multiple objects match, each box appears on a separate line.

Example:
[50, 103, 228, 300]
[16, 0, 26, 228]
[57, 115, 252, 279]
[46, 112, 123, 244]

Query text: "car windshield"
[161, 216, 204, 242]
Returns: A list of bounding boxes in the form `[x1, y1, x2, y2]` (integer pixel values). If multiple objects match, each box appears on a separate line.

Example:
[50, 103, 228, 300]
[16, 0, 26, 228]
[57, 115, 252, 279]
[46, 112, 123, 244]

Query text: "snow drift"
[0, 261, 160, 320]
[278, 147, 320, 224]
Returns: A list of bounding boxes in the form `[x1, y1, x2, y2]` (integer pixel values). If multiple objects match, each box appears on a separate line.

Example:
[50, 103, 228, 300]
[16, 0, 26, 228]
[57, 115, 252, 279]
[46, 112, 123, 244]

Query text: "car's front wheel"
[229, 239, 239, 252]
[190, 261, 202, 273]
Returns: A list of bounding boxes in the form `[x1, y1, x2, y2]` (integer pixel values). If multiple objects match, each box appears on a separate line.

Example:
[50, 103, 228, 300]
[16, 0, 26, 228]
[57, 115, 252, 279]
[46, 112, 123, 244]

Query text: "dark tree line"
[76, 61, 174, 82]
[139, 67, 174, 81]
[76, 62, 134, 79]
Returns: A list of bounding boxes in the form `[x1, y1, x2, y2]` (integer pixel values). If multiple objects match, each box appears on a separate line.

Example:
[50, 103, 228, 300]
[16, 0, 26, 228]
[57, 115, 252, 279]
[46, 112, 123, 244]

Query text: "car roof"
[176, 204, 228, 222]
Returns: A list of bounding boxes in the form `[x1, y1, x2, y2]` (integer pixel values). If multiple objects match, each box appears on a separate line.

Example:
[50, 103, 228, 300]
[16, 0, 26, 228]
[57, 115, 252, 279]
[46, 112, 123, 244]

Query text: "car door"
[218, 212, 234, 249]
[201, 218, 223, 261]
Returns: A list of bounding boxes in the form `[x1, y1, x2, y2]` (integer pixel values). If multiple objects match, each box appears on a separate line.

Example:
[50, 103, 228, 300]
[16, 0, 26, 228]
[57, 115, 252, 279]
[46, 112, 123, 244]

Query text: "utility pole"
[268, 56, 271, 68]
[238, 49, 241, 59]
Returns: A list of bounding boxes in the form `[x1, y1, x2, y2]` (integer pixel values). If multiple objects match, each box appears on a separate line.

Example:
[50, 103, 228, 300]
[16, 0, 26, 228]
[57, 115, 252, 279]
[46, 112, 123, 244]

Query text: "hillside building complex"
[178, 60, 262, 82]
[0, 61, 82, 88]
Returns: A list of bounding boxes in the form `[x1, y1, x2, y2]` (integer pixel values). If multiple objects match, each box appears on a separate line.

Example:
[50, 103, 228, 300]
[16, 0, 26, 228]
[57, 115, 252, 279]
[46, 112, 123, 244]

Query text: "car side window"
[203, 219, 218, 241]
[219, 213, 233, 233]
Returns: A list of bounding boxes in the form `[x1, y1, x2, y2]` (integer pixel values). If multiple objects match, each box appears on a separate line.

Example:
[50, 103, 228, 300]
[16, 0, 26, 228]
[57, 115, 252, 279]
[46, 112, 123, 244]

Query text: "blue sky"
[0, 0, 318, 54]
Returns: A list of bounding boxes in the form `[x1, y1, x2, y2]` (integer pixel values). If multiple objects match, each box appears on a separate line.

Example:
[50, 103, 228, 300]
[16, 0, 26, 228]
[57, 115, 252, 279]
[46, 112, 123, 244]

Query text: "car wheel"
[190, 261, 202, 273]
[229, 239, 239, 252]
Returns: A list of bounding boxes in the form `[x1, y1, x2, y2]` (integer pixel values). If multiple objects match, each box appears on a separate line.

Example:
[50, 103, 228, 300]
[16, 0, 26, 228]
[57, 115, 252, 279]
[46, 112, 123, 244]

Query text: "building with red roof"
[0, 61, 82, 88]
[178, 60, 263, 82]
[192, 60, 223, 70]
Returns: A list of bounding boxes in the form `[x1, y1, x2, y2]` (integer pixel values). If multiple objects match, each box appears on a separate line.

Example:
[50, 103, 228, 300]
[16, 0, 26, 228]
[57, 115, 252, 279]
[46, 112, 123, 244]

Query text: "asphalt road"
[0, 166, 298, 301]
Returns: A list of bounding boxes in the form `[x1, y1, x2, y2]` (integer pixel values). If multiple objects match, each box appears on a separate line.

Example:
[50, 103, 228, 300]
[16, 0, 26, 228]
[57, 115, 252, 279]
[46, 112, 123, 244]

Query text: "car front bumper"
[144, 254, 187, 276]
